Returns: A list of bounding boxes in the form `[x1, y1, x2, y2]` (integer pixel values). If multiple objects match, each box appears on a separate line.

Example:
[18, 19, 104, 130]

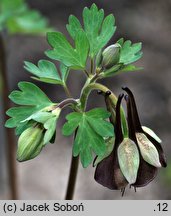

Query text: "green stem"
[105, 94, 116, 125]
[84, 69, 90, 77]
[0, 33, 18, 199]
[80, 82, 128, 136]
[63, 84, 72, 98]
[90, 58, 94, 74]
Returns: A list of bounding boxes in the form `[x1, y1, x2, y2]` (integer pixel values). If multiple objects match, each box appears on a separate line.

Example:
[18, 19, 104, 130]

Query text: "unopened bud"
[102, 43, 121, 69]
[17, 126, 44, 162]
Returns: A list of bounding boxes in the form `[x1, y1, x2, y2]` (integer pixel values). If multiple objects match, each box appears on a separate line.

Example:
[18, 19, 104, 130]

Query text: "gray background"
[0, 0, 171, 199]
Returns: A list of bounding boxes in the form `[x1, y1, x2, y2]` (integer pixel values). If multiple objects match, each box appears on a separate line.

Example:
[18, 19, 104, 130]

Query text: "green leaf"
[0, 0, 26, 30]
[86, 108, 111, 119]
[117, 38, 124, 46]
[24, 60, 63, 85]
[5, 106, 36, 128]
[45, 30, 89, 70]
[62, 108, 114, 167]
[44, 116, 57, 144]
[60, 63, 69, 83]
[66, 15, 82, 39]
[102, 64, 122, 77]
[119, 64, 143, 72]
[0, 0, 51, 34]
[119, 40, 143, 65]
[9, 82, 52, 106]
[118, 138, 140, 184]
[86, 117, 114, 137]
[6, 82, 54, 135]
[7, 10, 50, 34]
[83, 4, 116, 58]
[66, 4, 116, 58]
[102, 64, 143, 78]
[93, 137, 114, 166]
[1, 0, 25, 12]
[23, 108, 61, 145]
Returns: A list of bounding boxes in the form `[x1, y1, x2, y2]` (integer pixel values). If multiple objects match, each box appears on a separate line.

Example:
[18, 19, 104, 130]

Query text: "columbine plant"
[5, 4, 167, 199]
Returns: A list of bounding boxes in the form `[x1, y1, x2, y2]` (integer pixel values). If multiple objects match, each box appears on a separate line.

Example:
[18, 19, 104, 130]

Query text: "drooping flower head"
[94, 94, 128, 190]
[123, 87, 167, 168]
[94, 88, 167, 194]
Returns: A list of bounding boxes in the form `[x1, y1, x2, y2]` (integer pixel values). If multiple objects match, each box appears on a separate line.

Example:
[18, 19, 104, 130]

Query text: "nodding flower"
[94, 88, 167, 195]
[123, 87, 167, 169]
[94, 94, 128, 192]
[122, 87, 167, 188]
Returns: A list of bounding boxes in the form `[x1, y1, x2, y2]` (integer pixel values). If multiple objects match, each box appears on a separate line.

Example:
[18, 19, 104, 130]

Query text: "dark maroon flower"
[94, 94, 128, 190]
[123, 87, 167, 187]
[94, 88, 167, 193]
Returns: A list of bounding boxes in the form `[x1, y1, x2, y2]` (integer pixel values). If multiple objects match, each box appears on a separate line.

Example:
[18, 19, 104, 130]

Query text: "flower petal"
[136, 133, 161, 167]
[132, 156, 158, 187]
[118, 138, 140, 184]
[143, 131, 167, 167]
[142, 126, 162, 143]
[94, 94, 128, 189]
[94, 150, 128, 189]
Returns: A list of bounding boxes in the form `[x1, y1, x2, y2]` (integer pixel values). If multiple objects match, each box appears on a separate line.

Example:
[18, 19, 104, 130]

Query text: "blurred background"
[0, 0, 171, 199]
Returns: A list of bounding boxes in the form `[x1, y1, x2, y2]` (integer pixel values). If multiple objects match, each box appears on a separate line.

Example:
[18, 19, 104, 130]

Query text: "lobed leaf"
[6, 82, 54, 135]
[66, 4, 116, 58]
[9, 82, 52, 106]
[24, 60, 63, 85]
[46, 31, 89, 70]
[66, 15, 82, 39]
[119, 40, 143, 65]
[62, 108, 114, 167]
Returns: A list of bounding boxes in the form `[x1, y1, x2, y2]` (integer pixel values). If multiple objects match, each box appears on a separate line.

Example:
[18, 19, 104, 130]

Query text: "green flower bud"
[17, 126, 44, 162]
[102, 43, 121, 69]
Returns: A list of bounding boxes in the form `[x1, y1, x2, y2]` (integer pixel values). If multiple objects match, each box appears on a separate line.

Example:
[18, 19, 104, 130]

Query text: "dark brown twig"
[65, 131, 79, 200]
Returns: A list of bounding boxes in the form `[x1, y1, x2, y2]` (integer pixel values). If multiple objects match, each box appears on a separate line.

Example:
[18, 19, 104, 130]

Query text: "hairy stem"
[0, 33, 18, 199]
